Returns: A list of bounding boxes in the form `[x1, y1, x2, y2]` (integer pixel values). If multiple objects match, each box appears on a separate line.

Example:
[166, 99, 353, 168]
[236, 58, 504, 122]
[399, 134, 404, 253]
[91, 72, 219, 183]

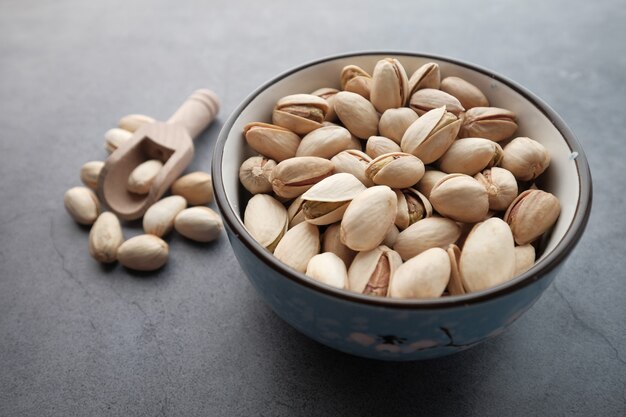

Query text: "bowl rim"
[212, 50, 592, 309]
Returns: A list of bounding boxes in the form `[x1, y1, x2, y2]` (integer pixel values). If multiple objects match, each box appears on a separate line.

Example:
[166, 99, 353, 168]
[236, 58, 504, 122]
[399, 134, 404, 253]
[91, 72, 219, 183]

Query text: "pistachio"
[474, 167, 518, 211]
[460, 218, 516, 292]
[306, 252, 348, 289]
[171, 171, 213, 205]
[382, 224, 400, 247]
[300, 173, 366, 225]
[409, 88, 465, 116]
[174, 207, 223, 242]
[311, 87, 339, 121]
[459, 107, 518, 142]
[348, 245, 402, 296]
[393, 217, 461, 260]
[501, 137, 550, 181]
[322, 223, 357, 267]
[331, 150, 374, 187]
[274, 222, 320, 273]
[104, 127, 133, 153]
[244, 194, 289, 252]
[296, 125, 353, 159]
[401, 106, 461, 164]
[379, 108, 419, 144]
[370, 58, 410, 112]
[429, 173, 489, 223]
[127, 159, 163, 195]
[365, 136, 402, 159]
[514, 244, 536, 276]
[415, 169, 447, 198]
[438, 138, 503, 176]
[340, 186, 397, 251]
[64, 186, 101, 225]
[270, 156, 334, 199]
[440, 76, 489, 109]
[88, 212, 124, 263]
[408, 63, 441, 96]
[118, 114, 155, 133]
[243, 122, 300, 162]
[394, 188, 432, 230]
[333, 91, 379, 139]
[341, 65, 372, 99]
[239, 156, 277, 194]
[143, 195, 187, 237]
[446, 244, 465, 295]
[80, 161, 104, 190]
[503, 189, 560, 245]
[117, 234, 168, 271]
[272, 94, 329, 135]
[365, 152, 425, 189]
[389, 247, 450, 299]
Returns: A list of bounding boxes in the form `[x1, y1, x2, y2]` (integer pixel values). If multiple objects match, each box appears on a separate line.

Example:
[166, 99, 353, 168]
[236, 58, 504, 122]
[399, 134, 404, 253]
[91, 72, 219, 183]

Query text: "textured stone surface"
[0, 0, 624, 416]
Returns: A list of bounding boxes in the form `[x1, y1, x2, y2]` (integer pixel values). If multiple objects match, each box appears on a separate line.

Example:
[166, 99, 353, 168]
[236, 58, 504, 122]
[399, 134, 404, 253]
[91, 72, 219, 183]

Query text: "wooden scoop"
[97, 89, 219, 220]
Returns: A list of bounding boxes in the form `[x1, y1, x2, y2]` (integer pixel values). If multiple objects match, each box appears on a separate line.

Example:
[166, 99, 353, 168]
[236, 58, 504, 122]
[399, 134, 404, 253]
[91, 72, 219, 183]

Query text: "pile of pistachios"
[238, 58, 561, 299]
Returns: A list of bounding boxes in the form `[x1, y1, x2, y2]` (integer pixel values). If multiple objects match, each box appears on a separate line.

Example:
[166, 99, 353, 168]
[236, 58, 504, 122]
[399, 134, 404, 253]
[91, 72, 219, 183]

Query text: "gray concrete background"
[1, 0, 624, 416]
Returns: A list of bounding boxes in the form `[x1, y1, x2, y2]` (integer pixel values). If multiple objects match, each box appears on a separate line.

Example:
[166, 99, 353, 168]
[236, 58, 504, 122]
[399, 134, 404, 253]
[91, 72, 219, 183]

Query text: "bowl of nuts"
[212, 52, 592, 360]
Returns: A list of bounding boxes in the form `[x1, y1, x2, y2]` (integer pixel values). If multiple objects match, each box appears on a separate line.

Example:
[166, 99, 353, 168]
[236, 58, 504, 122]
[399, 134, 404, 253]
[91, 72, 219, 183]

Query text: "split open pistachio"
[244, 194, 288, 252]
[348, 245, 402, 296]
[300, 173, 366, 225]
[438, 138, 503, 176]
[341, 65, 372, 99]
[501, 137, 550, 181]
[334, 91, 379, 139]
[365, 135, 402, 159]
[429, 173, 489, 223]
[331, 150, 374, 187]
[378, 108, 419, 144]
[401, 106, 461, 164]
[274, 221, 320, 273]
[370, 58, 409, 113]
[440, 76, 489, 109]
[296, 125, 353, 159]
[459, 107, 518, 141]
[393, 217, 461, 260]
[311, 87, 339, 122]
[408, 62, 441, 96]
[244, 122, 300, 162]
[394, 188, 432, 230]
[504, 189, 560, 245]
[272, 94, 329, 135]
[270, 156, 334, 199]
[409, 88, 465, 116]
[365, 152, 425, 189]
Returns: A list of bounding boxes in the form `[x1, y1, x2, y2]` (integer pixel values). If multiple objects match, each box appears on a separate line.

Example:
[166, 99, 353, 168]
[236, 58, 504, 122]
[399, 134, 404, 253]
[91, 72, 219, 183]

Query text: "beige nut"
[80, 161, 104, 190]
[416, 169, 447, 199]
[311, 87, 339, 122]
[270, 156, 334, 199]
[429, 173, 489, 223]
[394, 188, 432, 230]
[366, 152, 425, 189]
[274, 222, 320, 273]
[409, 88, 465, 116]
[446, 244, 465, 296]
[348, 245, 402, 296]
[272, 94, 329, 135]
[322, 223, 357, 268]
[174, 207, 223, 242]
[64, 186, 101, 225]
[503, 189, 560, 245]
[296, 125, 353, 159]
[440, 76, 489, 109]
[501, 137, 551, 181]
[401, 106, 461, 164]
[127, 159, 163, 195]
[306, 252, 348, 289]
[171, 171, 213, 205]
[438, 138, 503, 176]
[408, 62, 441, 96]
[365, 135, 402, 159]
[331, 150, 374, 187]
[378, 108, 419, 144]
[239, 156, 277, 195]
[143, 195, 187, 237]
[88, 212, 124, 263]
[104, 128, 133, 154]
[333, 91, 379, 139]
[389, 247, 450, 299]
[118, 114, 155, 133]
[244, 194, 288, 252]
[300, 173, 366, 225]
[341, 65, 372, 99]
[474, 167, 518, 211]
[459, 107, 518, 142]
[514, 244, 536, 276]
[393, 217, 461, 260]
[243, 122, 300, 162]
[370, 58, 410, 113]
[117, 234, 168, 271]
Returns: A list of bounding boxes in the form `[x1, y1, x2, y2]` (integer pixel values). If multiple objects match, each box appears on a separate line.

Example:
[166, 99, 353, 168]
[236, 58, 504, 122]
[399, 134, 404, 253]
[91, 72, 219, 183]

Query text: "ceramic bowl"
[212, 52, 592, 361]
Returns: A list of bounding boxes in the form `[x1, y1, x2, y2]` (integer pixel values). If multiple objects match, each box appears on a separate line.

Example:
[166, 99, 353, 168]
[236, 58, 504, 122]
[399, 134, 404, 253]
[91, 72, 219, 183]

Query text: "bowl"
[212, 52, 592, 361]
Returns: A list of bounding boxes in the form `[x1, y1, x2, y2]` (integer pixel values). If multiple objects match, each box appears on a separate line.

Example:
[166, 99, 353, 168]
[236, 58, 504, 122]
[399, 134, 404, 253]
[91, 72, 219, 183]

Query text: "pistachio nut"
[104, 127, 133, 153]
[88, 212, 124, 263]
[287, 196, 306, 228]
[365, 135, 402, 159]
[174, 207, 223, 242]
[348, 245, 402, 296]
[501, 137, 551, 181]
[459, 218, 516, 292]
[239, 156, 277, 194]
[438, 138, 503, 176]
[382, 224, 400, 247]
[127, 159, 162, 195]
[143, 195, 187, 237]
[322, 223, 357, 267]
[243, 122, 300, 162]
[300, 173, 366, 225]
[401, 106, 461, 164]
[244, 194, 289, 252]
[429, 173, 489, 223]
[415, 169, 447, 198]
[409, 88, 465, 116]
[333, 91, 379, 139]
[379, 108, 419, 144]
[503, 189, 560, 245]
[296, 125, 353, 159]
[270, 156, 334, 199]
[446, 244, 465, 295]
[80, 161, 104, 190]
[274, 222, 320, 273]
[340, 185, 397, 251]
[440, 76, 489, 109]
[394, 188, 432, 230]
[118, 114, 155, 133]
[306, 252, 348, 289]
[311, 87, 339, 121]
[514, 244, 536, 276]
[340, 65, 372, 99]
[393, 217, 461, 260]
[64, 186, 101, 225]
[331, 150, 374, 187]
[459, 106, 518, 142]
[370, 58, 410, 112]
[408, 62, 441, 96]
[474, 167, 518, 211]
[272, 94, 329, 135]
[389, 247, 450, 299]
[171, 171, 213, 205]
[117, 234, 169, 271]
[365, 152, 424, 189]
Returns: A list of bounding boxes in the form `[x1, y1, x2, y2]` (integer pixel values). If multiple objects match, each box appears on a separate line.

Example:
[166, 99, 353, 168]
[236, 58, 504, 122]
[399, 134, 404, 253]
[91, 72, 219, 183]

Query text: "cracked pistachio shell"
[300, 173, 366, 225]
[117, 234, 168, 271]
[514, 244, 536, 276]
[80, 161, 104, 190]
[243, 122, 300, 162]
[127, 159, 163, 195]
[389, 247, 450, 299]
[504, 189, 560, 245]
[89, 212, 124, 263]
[440, 76, 489, 109]
[366, 152, 425, 189]
[331, 150, 374, 187]
[306, 252, 348, 289]
[379, 108, 419, 144]
[274, 222, 320, 273]
[270, 156, 334, 199]
[287, 196, 306, 228]
[439, 138, 503, 176]
[296, 125, 353, 159]
[501, 137, 551, 181]
[408, 63, 441, 96]
[340, 185, 397, 251]
[409, 88, 465, 116]
[401, 106, 461, 164]
[446, 244, 465, 296]
[382, 224, 400, 247]
[460, 218, 516, 292]
[474, 167, 518, 211]
[430, 173, 489, 223]
[365, 135, 402, 159]
[393, 217, 461, 260]
[341, 65, 372, 99]
[311, 87, 339, 121]
[272, 94, 329, 135]
[416, 169, 447, 198]
[348, 245, 402, 296]
[322, 223, 357, 267]
[239, 156, 276, 194]
[370, 58, 410, 112]
[334, 91, 379, 139]
[143, 195, 187, 237]
[171, 171, 213, 205]
[174, 207, 223, 242]
[118, 114, 155, 133]
[244, 194, 288, 252]
[64, 186, 101, 225]
[393, 188, 433, 230]
[104, 127, 133, 153]
[459, 107, 518, 142]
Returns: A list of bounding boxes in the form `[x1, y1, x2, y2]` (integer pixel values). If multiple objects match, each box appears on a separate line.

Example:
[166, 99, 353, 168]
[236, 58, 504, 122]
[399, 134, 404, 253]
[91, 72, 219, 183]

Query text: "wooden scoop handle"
[167, 89, 220, 139]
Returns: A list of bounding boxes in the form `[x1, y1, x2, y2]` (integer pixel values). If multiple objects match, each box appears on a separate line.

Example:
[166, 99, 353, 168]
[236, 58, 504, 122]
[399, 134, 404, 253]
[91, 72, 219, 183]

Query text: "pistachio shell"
[64, 186, 101, 225]
[394, 188, 432, 230]
[117, 234, 168, 271]
[365, 135, 402, 159]
[503, 189, 560, 245]
[270, 156, 334, 199]
[306, 252, 348, 289]
[438, 138, 503, 176]
[379, 108, 419, 144]
[341, 65, 372, 99]
[348, 245, 402, 296]
[274, 222, 320, 273]
[370, 58, 410, 112]
[393, 217, 461, 260]
[104, 127, 133, 153]
[296, 125, 353, 159]
[174, 207, 223, 242]
[459, 107, 518, 142]
[474, 167, 518, 211]
[408, 63, 441, 96]
[401, 106, 461, 164]
[244, 194, 289, 252]
[322, 223, 357, 267]
[382, 224, 400, 247]
[127, 159, 162, 195]
[272, 94, 329, 135]
[89, 212, 124, 263]
[143, 195, 187, 237]
[311, 87, 339, 122]
[429, 174, 489, 223]
[501, 137, 551, 181]
[446, 244, 465, 295]
[333, 91, 379, 139]
[287, 196, 306, 228]
[300, 173, 366, 225]
[514, 244, 536, 276]
[239, 156, 277, 194]
[171, 171, 213, 205]
[409, 88, 465, 116]
[80, 161, 104, 190]
[440, 77, 489, 109]
[331, 150, 374, 187]
[340, 65, 371, 89]
[366, 152, 425, 189]
[416, 169, 447, 198]
[118, 114, 155, 133]
[389, 247, 450, 299]
[243, 122, 300, 162]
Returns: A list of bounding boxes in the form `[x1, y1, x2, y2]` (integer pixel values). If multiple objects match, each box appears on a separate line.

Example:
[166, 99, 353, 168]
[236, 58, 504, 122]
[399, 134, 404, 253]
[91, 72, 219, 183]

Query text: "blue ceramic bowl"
[212, 52, 592, 361]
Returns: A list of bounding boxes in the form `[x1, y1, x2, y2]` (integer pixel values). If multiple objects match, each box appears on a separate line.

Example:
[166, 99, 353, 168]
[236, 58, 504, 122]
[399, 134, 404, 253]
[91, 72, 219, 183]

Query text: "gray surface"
[0, 0, 624, 415]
